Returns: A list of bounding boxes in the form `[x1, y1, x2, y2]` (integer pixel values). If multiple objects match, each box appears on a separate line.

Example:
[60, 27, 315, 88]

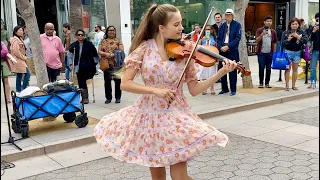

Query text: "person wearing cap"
[217, 9, 242, 96]
[298, 18, 309, 34]
[308, 12, 319, 89]
[255, 15, 278, 89]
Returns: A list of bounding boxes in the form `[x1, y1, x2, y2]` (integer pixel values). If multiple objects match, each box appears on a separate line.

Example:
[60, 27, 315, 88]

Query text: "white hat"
[225, 9, 234, 15]
[101, 26, 106, 30]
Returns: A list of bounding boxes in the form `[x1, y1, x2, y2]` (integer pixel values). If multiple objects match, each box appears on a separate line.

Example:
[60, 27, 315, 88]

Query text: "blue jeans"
[65, 69, 70, 80]
[16, 67, 31, 92]
[276, 41, 282, 52]
[64, 56, 70, 80]
[219, 50, 240, 93]
[310, 50, 319, 82]
[258, 53, 273, 85]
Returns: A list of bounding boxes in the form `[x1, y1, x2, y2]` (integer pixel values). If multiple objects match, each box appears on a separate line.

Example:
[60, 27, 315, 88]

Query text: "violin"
[167, 40, 251, 77]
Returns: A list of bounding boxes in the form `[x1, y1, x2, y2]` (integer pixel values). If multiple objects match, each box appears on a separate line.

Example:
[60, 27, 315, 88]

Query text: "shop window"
[82, 0, 107, 38]
[132, 0, 235, 35]
[308, 2, 319, 25]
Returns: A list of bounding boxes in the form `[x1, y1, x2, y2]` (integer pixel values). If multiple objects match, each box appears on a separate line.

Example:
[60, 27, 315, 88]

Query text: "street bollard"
[305, 61, 309, 84]
[277, 70, 282, 82]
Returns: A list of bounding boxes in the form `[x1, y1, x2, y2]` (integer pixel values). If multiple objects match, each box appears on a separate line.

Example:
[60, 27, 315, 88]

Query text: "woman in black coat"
[68, 29, 99, 104]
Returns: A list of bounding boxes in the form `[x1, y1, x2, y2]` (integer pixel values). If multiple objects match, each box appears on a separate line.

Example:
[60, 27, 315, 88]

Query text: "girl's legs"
[170, 162, 193, 180]
[150, 167, 166, 180]
[201, 79, 207, 95]
[284, 63, 292, 91]
[291, 63, 299, 90]
[210, 84, 215, 95]
[4, 77, 11, 103]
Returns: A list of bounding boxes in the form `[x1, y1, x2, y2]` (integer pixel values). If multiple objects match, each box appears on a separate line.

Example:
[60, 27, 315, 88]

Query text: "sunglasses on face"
[77, 34, 84, 36]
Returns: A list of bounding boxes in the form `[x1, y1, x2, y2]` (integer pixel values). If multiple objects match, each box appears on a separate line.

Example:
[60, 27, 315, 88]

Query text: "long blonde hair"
[130, 4, 179, 53]
[116, 4, 179, 78]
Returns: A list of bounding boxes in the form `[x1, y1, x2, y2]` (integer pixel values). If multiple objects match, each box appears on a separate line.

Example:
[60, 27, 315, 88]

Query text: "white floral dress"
[94, 39, 229, 167]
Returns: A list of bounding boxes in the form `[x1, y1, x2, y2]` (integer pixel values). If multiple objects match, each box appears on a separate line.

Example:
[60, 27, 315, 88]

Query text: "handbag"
[99, 57, 109, 71]
[272, 46, 290, 70]
[114, 50, 125, 71]
[303, 43, 311, 61]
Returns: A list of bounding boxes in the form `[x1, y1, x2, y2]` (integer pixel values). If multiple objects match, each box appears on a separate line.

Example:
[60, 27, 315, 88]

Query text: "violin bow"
[168, 7, 215, 109]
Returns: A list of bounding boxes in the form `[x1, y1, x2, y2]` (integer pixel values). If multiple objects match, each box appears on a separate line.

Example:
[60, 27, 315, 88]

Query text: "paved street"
[20, 133, 319, 180]
[2, 97, 316, 180]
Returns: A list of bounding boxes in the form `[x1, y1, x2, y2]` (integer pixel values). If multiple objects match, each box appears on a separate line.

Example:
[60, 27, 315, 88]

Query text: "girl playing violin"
[94, 4, 237, 180]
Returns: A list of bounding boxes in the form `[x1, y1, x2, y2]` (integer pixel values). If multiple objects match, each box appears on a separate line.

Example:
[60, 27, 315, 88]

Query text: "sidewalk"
[2, 96, 319, 180]
[1, 56, 319, 162]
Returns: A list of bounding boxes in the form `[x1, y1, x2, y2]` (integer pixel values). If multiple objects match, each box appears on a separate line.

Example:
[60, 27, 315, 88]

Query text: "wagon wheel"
[11, 113, 21, 133]
[21, 125, 29, 138]
[75, 113, 88, 128]
[63, 112, 76, 123]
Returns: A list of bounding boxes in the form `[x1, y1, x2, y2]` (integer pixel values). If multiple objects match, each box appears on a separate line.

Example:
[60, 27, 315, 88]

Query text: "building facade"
[1, 0, 318, 54]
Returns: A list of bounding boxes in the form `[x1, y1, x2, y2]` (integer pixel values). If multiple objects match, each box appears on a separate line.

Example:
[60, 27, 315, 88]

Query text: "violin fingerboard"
[197, 47, 228, 61]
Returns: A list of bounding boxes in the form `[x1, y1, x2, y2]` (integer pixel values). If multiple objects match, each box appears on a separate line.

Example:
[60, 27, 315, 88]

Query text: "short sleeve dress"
[94, 39, 229, 167]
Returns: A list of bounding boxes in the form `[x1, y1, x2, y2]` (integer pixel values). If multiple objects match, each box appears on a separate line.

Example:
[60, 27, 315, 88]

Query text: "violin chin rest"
[169, 57, 177, 61]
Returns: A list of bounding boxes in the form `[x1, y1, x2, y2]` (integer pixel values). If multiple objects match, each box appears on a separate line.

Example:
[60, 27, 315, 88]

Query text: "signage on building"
[276, 3, 287, 31]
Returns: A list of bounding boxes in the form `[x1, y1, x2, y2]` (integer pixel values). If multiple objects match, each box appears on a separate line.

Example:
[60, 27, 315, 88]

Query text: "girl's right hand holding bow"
[152, 88, 177, 104]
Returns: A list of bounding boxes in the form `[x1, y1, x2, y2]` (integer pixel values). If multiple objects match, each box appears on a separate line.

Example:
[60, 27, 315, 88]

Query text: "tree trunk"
[68, 0, 83, 85]
[69, 0, 83, 42]
[234, 0, 253, 89]
[16, 0, 49, 88]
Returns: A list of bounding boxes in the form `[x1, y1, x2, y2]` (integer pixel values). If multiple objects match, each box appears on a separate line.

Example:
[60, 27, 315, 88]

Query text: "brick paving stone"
[273, 106, 319, 127]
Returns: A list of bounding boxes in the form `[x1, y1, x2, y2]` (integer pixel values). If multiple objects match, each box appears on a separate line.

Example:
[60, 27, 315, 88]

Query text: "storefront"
[245, 0, 291, 37]
[1, 0, 18, 42]
[308, 1, 319, 25]
[131, 0, 235, 34]
[1, 0, 108, 41]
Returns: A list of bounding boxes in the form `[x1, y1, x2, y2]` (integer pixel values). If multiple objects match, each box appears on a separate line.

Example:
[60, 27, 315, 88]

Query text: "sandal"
[202, 91, 207, 95]
[210, 87, 215, 95]
[284, 87, 290, 91]
[292, 87, 298, 90]
[258, 84, 264, 88]
[265, 84, 272, 88]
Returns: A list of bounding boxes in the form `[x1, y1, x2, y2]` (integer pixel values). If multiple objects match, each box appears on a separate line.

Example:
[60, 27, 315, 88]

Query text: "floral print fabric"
[99, 37, 123, 68]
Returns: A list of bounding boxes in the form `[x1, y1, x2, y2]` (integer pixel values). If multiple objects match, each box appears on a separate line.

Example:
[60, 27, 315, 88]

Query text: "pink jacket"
[1, 41, 11, 70]
[9, 36, 27, 73]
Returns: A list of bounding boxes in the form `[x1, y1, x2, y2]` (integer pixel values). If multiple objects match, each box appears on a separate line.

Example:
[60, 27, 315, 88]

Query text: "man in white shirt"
[93, 24, 105, 74]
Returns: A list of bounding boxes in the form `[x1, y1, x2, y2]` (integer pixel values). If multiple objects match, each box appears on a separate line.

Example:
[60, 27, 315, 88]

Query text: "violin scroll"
[236, 62, 251, 77]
